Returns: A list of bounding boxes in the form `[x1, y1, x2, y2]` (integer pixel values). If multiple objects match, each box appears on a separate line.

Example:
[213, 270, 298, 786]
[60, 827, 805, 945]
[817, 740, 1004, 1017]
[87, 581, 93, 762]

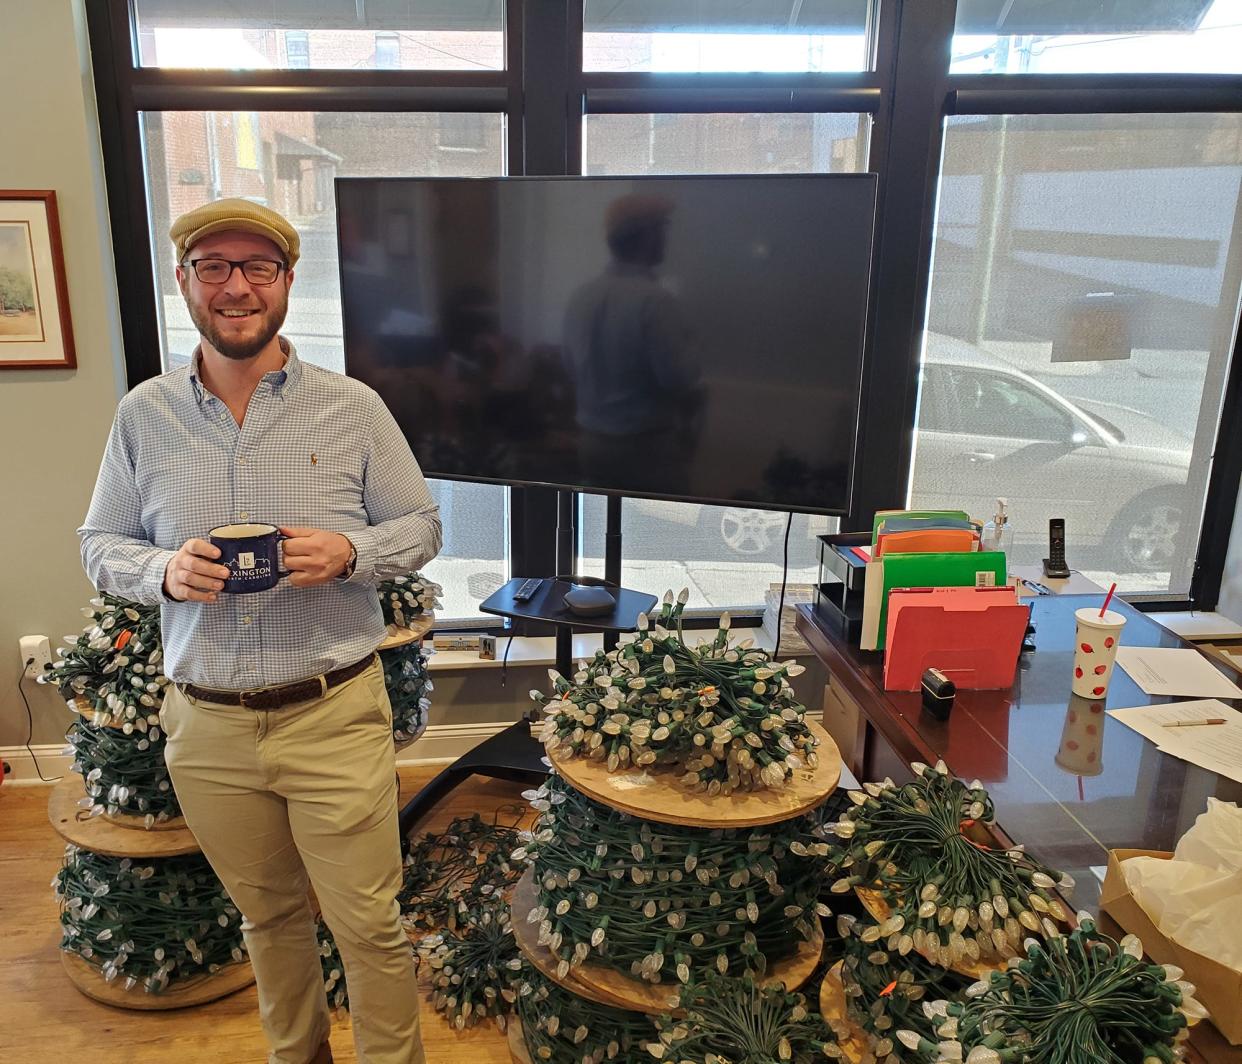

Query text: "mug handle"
[276, 532, 291, 579]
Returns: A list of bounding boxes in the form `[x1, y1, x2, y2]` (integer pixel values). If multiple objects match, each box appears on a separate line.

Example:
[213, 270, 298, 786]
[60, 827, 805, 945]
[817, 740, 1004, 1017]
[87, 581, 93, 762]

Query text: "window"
[584, 113, 870, 177]
[583, 0, 872, 72]
[132, 2, 505, 71]
[90, 1, 1242, 615]
[952, 0, 1242, 75]
[143, 110, 503, 371]
[910, 112, 1242, 597]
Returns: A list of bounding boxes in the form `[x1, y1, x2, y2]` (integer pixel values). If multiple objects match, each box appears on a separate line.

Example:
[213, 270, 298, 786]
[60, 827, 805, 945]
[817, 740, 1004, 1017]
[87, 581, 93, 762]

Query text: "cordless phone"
[1043, 518, 1071, 579]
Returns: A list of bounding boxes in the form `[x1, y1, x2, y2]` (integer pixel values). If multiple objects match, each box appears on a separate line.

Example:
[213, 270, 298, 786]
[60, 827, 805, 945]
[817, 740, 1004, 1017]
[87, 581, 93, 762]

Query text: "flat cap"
[170, 198, 300, 268]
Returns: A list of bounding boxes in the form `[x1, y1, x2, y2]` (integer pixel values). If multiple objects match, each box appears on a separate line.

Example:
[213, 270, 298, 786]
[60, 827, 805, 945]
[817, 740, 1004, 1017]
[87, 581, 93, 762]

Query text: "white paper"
[1114, 646, 1242, 698]
[1106, 700, 1242, 784]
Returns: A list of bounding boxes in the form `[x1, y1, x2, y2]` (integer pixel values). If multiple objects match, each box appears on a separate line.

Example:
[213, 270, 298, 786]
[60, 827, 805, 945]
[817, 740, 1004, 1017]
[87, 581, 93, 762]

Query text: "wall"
[0, 0, 127, 748]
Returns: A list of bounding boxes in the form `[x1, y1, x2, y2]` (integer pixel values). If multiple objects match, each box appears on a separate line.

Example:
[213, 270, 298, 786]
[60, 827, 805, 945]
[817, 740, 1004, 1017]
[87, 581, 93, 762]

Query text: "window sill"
[426, 627, 815, 673]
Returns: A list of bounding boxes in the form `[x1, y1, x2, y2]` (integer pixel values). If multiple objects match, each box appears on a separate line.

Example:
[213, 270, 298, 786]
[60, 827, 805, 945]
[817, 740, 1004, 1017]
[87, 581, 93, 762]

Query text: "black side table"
[396, 578, 658, 836]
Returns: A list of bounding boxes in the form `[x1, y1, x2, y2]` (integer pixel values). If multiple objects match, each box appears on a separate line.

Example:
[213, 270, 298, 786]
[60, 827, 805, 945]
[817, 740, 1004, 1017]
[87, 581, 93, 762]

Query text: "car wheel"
[719, 508, 788, 555]
[1111, 491, 1182, 573]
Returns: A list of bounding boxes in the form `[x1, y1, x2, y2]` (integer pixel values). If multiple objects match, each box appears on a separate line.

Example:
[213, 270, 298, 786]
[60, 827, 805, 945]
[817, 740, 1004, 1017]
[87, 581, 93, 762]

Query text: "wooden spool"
[818, 961, 869, 1064]
[547, 718, 840, 828]
[48, 774, 197, 856]
[506, 1018, 534, 1064]
[377, 612, 434, 651]
[60, 951, 254, 1010]
[510, 867, 823, 1016]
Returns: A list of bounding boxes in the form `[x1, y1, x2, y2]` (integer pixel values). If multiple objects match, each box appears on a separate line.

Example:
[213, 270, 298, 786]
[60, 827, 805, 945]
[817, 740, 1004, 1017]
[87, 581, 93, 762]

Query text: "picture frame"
[0, 190, 76, 369]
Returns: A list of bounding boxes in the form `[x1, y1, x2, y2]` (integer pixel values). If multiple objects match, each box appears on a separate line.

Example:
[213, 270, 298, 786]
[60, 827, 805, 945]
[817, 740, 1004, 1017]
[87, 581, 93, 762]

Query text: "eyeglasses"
[183, 258, 287, 286]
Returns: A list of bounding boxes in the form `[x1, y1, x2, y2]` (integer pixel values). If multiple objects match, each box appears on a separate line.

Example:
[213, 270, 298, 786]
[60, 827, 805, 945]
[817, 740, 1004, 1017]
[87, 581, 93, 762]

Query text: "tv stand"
[396, 491, 654, 837]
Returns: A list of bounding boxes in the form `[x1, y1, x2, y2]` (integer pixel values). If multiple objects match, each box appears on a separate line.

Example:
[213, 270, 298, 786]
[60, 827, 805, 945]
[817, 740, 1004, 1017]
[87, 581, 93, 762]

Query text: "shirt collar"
[189, 336, 299, 403]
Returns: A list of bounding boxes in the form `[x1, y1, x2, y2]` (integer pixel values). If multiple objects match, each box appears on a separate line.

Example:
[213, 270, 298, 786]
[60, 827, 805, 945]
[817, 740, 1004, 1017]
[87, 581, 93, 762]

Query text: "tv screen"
[336, 174, 876, 514]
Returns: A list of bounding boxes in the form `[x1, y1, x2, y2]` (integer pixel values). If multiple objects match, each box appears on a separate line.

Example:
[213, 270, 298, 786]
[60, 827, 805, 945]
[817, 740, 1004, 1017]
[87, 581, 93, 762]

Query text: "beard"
[187, 292, 288, 361]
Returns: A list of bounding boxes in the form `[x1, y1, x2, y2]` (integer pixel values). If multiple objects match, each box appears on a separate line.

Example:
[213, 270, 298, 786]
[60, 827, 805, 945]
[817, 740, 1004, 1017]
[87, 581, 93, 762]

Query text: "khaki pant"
[161, 660, 424, 1064]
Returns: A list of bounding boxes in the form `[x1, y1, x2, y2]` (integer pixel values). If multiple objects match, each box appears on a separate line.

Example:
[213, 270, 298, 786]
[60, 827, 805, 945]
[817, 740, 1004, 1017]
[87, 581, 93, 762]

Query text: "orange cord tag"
[880, 980, 897, 997]
[115, 629, 133, 650]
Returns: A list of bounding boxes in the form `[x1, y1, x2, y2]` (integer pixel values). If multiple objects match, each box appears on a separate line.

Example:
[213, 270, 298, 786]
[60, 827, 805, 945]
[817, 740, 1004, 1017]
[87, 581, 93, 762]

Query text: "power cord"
[773, 511, 794, 660]
[499, 625, 514, 687]
[18, 657, 62, 783]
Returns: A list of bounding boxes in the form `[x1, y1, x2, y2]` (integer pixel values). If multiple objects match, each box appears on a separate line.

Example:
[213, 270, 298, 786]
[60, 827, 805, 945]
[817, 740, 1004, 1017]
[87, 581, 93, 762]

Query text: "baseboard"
[395, 720, 515, 765]
[1, 721, 516, 787]
[0, 745, 72, 786]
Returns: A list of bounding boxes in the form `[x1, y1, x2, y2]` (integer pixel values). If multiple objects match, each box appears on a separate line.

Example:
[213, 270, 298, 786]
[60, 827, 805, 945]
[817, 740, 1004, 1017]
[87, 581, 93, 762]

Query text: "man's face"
[176, 230, 294, 361]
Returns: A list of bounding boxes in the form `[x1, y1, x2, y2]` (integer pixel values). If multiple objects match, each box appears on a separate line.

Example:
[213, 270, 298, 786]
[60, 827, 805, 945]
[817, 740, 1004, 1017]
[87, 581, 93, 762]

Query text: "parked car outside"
[911, 333, 1192, 576]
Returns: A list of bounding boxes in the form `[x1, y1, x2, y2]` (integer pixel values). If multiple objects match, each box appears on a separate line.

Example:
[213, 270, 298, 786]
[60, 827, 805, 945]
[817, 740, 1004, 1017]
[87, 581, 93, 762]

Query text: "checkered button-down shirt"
[79, 341, 442, 689]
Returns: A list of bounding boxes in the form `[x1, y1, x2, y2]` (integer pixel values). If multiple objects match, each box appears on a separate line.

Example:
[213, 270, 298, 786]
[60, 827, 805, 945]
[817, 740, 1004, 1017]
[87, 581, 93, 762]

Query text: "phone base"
[1042, 557, 1071, 579]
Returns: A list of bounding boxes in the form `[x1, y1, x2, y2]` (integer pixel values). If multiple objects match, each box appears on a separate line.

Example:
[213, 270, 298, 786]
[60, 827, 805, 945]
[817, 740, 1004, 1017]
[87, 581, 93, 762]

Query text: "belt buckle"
[238, 687, 266, 709]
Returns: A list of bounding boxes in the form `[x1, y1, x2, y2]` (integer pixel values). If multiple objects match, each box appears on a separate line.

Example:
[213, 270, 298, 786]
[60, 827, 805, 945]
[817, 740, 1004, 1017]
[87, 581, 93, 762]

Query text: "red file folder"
[883, 586, 1029, 692]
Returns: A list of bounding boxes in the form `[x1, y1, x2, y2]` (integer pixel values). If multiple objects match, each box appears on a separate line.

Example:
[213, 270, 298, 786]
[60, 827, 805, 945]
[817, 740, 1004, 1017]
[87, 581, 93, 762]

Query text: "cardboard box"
[1100, 848, 1242, 1045]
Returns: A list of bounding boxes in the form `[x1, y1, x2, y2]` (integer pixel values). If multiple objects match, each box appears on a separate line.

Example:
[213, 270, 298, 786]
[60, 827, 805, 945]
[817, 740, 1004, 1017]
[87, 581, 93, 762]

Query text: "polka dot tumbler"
[1071, 607, 1126, 698]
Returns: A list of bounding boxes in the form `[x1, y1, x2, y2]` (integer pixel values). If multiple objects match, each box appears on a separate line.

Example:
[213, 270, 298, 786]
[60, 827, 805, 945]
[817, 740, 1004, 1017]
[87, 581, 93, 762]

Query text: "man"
[79, 199, 441, 1064]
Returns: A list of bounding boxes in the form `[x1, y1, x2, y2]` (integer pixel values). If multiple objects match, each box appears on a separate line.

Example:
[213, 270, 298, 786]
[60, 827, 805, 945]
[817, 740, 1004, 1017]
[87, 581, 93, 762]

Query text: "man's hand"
[280, 527, 354, 587]
[164, 539, 232, 603]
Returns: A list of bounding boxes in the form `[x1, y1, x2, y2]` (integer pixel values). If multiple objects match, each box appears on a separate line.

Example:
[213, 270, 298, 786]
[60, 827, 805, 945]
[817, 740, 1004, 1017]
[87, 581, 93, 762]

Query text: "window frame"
[86, 0, 1242, 613]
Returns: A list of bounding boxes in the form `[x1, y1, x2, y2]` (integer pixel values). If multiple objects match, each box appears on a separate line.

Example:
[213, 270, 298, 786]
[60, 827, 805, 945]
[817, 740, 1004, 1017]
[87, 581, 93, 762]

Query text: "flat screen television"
[336, 174, 877, 514]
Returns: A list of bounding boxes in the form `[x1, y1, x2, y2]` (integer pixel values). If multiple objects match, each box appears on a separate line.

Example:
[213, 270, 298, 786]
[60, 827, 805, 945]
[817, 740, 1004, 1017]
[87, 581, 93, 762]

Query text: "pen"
[1019, 577, 1053, 596]
[1161, 718, 1227, 727]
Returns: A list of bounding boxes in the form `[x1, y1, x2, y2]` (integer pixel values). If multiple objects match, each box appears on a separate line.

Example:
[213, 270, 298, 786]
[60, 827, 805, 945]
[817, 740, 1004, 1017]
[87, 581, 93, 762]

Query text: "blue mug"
[208, 523, 290, 594]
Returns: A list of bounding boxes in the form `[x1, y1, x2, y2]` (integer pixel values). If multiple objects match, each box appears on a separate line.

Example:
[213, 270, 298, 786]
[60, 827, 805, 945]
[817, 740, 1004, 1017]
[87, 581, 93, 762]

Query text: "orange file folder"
[883, 586, 1029, 692]
[874, 528, 979, 558]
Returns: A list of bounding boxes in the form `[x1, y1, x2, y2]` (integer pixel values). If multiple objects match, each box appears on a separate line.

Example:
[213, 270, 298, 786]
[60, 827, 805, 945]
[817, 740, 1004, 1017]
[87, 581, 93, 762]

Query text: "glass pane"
[584, 0, 872, 72]
[584, 113, 870, 176]
[577, 495, 836, 613]
[134, 1, 504, 70]
[580, 112, 864, 610]
[425, 479, 510, 625]
[142, 110, 507, 619]
[142, 111, 503, 372]
[952, 0, 1242, 75]
[910, 112, 1242, 597]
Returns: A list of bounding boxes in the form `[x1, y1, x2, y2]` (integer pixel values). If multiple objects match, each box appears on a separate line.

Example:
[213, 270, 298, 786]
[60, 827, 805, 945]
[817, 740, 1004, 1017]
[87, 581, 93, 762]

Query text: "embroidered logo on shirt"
[310, 452, 318, 465]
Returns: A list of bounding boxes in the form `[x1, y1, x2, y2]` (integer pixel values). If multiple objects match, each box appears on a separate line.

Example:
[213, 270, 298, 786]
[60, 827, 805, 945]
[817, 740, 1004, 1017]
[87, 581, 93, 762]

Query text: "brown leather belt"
[182, 654, 376, 710]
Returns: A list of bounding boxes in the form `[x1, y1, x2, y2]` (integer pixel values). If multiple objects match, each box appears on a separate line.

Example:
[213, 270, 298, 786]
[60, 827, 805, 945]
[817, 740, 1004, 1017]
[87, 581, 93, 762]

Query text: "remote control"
[1042, 518, 1071, 579]
[513, 577, 544, 602]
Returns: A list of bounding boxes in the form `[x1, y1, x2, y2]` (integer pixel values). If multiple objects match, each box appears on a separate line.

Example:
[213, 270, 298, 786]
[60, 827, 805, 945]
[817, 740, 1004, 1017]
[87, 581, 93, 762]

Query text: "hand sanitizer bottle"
[981, 497, 1008, 553]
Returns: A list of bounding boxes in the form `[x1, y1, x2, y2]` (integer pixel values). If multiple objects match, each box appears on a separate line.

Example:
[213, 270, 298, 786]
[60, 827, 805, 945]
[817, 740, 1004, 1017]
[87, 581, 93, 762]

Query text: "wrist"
[338, 536, 358, 580]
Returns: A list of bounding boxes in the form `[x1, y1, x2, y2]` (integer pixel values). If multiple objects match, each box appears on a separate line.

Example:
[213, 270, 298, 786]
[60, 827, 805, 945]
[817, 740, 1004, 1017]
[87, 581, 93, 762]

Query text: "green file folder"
[876, 550, 1007, 651]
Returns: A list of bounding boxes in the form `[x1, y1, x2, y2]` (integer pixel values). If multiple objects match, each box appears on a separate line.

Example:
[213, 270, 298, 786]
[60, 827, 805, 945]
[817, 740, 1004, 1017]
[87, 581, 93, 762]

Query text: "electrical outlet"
[19, 634, 52, 680]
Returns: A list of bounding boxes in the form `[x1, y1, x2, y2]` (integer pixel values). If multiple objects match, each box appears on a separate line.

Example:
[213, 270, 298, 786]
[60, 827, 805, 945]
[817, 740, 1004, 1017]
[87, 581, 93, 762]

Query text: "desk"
[798, 594, 1242, 1058]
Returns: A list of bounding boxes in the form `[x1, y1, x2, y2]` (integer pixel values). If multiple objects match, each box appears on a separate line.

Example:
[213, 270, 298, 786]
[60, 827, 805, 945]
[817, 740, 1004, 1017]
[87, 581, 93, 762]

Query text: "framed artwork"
[0, 190, 76, 369]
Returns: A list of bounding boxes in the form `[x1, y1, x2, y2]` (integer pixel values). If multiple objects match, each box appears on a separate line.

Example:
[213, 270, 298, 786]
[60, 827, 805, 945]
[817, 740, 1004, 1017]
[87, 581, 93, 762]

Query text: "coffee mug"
[208, 523, 289, 594]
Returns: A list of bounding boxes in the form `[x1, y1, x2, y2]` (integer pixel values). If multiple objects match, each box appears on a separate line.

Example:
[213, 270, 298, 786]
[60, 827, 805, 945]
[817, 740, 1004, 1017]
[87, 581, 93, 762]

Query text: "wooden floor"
[1, 767, 528, 1063]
